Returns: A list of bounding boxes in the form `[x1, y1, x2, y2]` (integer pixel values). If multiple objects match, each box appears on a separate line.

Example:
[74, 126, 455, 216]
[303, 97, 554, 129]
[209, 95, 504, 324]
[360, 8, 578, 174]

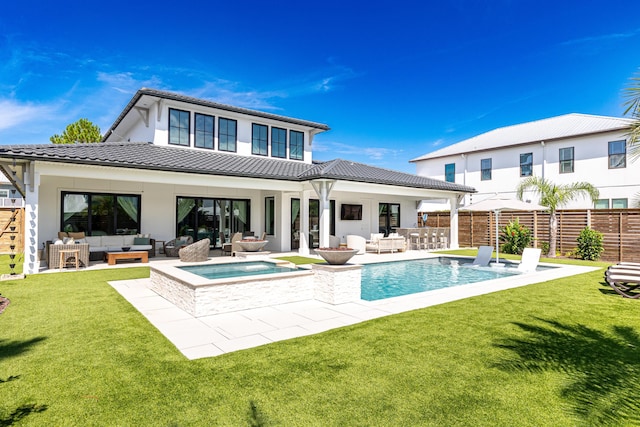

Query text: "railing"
[0, 197, 24, 208]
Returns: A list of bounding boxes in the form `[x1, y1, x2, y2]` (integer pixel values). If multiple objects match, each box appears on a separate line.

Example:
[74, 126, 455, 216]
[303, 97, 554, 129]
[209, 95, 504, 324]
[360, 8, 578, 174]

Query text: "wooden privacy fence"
[0, 207, 24, 254]
[418, 209, 640, 263]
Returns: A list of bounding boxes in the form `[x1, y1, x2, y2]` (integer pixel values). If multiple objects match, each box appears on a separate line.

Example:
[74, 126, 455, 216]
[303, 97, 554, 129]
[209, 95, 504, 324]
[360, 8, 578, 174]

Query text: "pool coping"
[109, 252, 600, 360]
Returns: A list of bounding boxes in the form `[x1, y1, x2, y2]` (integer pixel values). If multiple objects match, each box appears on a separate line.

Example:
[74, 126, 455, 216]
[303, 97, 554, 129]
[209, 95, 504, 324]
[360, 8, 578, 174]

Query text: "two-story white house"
[0, 88, 476, 274]
[411, 113, 637, 210]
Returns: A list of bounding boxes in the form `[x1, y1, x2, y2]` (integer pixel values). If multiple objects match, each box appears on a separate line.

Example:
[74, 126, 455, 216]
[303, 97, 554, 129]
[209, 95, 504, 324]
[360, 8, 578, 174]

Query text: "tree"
[50, 118, 101, 144]
[516, 177, 599, 257]
[624, 69, 640, 158]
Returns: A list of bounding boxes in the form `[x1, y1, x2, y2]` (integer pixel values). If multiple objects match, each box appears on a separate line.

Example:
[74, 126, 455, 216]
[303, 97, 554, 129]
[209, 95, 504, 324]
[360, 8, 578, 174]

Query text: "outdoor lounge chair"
[164, 236, 193, 257]
[517, 248, 541, 273]
[604, 268, 640, 298]
[346, 235, 366, 254]
[230, 232, 243, 256]
[471, 246, 494, 267]
[179, 238, 210, 262]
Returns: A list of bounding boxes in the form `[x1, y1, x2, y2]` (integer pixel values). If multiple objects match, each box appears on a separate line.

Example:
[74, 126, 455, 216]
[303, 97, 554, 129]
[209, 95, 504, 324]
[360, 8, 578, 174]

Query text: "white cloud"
[314, 140, 404, 162]
[0, 99, 57, 131]
[560, 28, 640, 46]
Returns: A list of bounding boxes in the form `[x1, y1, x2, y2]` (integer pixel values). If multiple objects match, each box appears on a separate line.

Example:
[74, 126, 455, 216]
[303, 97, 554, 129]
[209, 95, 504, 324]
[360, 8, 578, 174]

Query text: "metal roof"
[102, 88, 330, 141]
[0, 141, 475, 193]
[411, 113, 634, 162]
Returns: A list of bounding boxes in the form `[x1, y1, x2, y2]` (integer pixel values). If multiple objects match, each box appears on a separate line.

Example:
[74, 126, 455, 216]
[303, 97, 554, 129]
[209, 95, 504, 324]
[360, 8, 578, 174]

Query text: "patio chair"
[471, 246, 494, 267]
[164, 236, 193, 257]
[328, 235, 341, 248]
[179, 238, 210, 262]
[605, 268, 640, 298]
[220, 232, 232, 255]
[517, 248, 541, 273]
[346, 235, 366, 255]
[230, 232, 243, 256]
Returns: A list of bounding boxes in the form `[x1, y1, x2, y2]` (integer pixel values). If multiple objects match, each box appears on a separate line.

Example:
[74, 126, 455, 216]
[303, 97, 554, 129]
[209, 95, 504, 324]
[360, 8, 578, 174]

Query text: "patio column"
[449, 195, 461, 249]
[311, 180, 335, 249]
[23, 164, 40, 275]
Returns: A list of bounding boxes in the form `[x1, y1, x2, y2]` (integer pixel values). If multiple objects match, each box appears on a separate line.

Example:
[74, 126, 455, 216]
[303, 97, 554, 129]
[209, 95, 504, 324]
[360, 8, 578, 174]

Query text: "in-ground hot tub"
[150, 259, 315, 316]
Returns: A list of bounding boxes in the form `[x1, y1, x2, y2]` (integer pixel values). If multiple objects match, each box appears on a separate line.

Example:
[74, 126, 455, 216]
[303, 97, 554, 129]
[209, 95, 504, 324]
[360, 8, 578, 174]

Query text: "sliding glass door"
[177, 197, 250, 247]
[378, 203, 400, 236]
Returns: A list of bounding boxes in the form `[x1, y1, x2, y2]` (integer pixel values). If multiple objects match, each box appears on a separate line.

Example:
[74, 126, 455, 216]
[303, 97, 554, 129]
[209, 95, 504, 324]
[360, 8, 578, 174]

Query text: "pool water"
[361, 257, 520, 301]
[180, 261, 296, 279]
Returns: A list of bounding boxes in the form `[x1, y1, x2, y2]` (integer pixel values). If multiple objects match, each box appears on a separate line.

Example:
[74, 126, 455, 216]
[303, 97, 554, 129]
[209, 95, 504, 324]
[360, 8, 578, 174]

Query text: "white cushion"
[123, 235, 135, 246]
[102, 235, 125, 246]
[85, 236, 102, 246]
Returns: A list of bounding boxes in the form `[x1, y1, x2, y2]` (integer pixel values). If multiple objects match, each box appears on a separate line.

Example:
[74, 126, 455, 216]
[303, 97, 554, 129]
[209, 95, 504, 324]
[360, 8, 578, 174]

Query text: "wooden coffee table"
[104, 250, 149, 265]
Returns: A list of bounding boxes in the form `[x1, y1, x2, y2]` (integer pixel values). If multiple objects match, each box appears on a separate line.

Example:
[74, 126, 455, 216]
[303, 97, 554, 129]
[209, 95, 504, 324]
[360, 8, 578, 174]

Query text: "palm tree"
[624, 69, 640, 159]
[516, 177, 599, 257]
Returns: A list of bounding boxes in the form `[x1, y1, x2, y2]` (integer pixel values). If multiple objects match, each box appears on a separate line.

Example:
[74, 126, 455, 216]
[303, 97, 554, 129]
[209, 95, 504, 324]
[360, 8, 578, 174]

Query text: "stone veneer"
[312, 263, 362, 304]
[150, 259, 363, 317]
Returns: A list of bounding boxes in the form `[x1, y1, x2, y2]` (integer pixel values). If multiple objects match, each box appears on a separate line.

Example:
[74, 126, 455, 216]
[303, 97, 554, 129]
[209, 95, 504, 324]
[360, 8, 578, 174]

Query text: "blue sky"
[1, 1, 638, 173]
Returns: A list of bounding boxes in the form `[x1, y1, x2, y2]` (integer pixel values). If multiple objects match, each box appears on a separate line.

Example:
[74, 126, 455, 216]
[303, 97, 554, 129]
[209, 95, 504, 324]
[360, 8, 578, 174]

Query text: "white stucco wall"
[414, 130, 639, 209]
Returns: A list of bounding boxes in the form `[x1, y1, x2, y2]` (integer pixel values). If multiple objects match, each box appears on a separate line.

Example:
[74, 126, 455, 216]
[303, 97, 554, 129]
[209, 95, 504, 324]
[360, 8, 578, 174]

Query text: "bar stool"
[409, 232, 421, 250]
[59, 249, 80, 271]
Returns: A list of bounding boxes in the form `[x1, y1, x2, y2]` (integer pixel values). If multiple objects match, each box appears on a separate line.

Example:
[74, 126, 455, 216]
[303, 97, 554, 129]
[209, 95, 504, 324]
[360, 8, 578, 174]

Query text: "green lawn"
[2, 254, 639, 426]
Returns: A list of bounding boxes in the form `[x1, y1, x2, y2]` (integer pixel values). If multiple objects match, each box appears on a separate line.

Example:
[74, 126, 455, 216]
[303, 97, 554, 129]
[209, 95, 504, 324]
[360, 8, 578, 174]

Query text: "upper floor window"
[520, 153, 533, 177]
[252, 124, 268, 156]
[481, 158, 492, 181]
[271, 127, 287, 158]
[559, 147, 574, 173]
[444, 163, 455, 183]
[612, 198, 628, 209]
[218, 118, 237, 152]
[194, 113, 214, 149]
[609, 140, 626, 169]
[290, 130, 304, 160]
[594, 199, 609, 209]
[169, 108, 190, 146]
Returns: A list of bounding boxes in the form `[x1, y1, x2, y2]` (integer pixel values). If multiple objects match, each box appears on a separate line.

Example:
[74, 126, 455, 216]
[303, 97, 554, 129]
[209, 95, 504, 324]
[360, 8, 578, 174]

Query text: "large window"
[444, 163, 455, 183]
[520, 153, 533, 177]
[218, 118, 237, 152]
[194, 113, 214, 149]
[169, 108, 190, 146]
[252, 123, 268, 155]
[61, 192, 141, 235]
[481, 158, 492, 181]
[609, 140, 626, 169]
[290, 130, 304, 160]
[271, 127, 287, 158]
[559, 147, 574, 173]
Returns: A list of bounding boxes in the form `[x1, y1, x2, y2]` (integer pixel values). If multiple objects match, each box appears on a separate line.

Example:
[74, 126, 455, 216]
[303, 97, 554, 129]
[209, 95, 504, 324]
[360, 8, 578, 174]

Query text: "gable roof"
[0, 141, 475, 193]
[410, 113, 634, 162]
[102, 88, 330, 141]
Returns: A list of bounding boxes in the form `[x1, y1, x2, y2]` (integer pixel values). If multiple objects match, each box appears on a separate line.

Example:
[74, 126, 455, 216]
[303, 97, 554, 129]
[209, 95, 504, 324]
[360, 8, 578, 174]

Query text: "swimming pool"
[180, 261, 297, 279]
[361, 257, 522, 301]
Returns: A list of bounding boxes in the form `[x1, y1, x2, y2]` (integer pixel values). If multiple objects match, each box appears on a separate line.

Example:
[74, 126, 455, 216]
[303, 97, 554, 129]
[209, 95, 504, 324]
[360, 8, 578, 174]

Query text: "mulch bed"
[0, 296, 10, 314]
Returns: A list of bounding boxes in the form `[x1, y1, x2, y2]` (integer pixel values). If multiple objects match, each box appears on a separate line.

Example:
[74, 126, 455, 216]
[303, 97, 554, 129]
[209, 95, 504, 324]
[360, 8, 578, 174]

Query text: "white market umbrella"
[461, 195, 548, 266]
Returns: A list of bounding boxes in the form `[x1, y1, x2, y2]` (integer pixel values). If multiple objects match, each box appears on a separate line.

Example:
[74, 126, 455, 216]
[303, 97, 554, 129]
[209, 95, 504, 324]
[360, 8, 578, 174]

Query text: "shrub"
[575, 227, 604, 261]
[499, 218, 532, 255]
[540, 241, 550, 255]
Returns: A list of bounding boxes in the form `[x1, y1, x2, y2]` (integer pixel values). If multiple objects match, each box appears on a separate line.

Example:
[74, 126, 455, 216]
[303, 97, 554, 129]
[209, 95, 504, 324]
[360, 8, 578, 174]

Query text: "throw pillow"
[58, 231, 68, 240]
[54, 239, 63, 245]
[69, 231, 86, 239]
[175, 239, 187, 247]
[63, 237, 75, 244]
[133, 237, 150, 245]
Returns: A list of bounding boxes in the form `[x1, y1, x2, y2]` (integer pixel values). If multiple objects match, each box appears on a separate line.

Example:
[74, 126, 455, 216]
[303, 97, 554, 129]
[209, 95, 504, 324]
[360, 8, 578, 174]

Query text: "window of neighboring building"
[559, 147, 574, 173]
[169, 108, 190, 146]
[61, 192, 141, 235]
[609, 140, 626, 169]
[594, 199, 609, 209]
[271, 127, 287, 158]
[265, 197, 275, 235]
[481, 158, 492, 181]
[252, 124, 268, 156]
[290, 130, 304, 160]
[444, 163, 455, 183]
[520, 153, 533, 177]
[218, 118, 237, 152]
[612, 198, 628, 209]
[194, 113, 214, 149]
[0, 189, 9, 198]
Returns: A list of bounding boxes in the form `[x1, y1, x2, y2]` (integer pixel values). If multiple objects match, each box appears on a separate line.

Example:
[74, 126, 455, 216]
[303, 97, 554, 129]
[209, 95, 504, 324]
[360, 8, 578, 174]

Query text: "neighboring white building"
[0, 88, 475, 274]
[411, 113, 637, 210]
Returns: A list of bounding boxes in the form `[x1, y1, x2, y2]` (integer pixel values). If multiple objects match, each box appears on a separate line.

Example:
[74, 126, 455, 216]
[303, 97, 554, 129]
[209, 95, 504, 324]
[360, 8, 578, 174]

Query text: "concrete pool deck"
[108, 251, 599, 360]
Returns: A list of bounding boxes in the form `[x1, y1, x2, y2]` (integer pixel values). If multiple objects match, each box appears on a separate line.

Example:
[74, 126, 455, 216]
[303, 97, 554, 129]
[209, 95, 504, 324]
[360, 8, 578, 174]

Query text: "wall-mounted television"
[341, 204, 363, 220]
